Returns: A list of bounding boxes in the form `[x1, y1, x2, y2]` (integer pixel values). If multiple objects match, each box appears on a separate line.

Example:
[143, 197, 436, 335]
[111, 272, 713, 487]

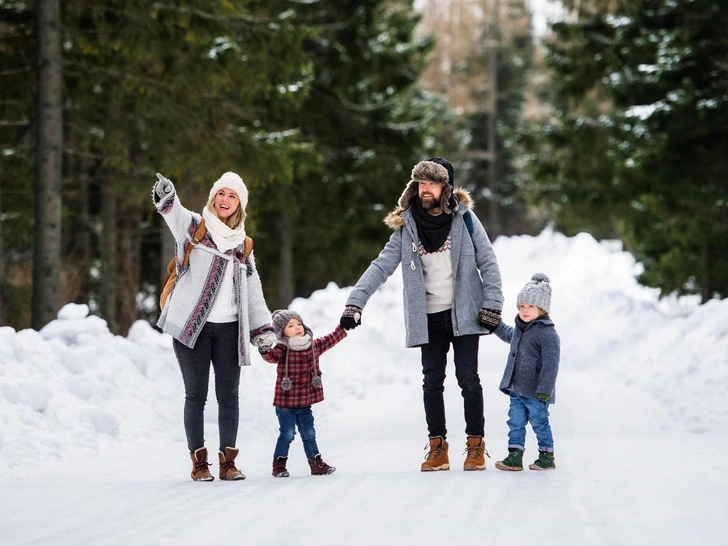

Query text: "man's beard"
[420, 196, 439, 210]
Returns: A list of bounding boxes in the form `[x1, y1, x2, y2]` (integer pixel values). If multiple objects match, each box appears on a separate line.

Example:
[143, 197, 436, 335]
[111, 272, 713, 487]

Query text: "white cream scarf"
[287, 334, 312, 351]
[202, 206, 246, 252]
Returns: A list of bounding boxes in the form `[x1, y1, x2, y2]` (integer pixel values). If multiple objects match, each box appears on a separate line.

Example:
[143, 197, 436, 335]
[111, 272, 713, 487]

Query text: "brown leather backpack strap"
[182, 219, 207, 266]
[243, 236, 254, 258]
[192, 219, 207, 245]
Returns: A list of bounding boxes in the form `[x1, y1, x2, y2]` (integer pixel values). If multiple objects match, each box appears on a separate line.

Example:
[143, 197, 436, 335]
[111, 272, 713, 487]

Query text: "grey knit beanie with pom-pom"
[271, 309, 313, 340]
[516, 273, 552, 314]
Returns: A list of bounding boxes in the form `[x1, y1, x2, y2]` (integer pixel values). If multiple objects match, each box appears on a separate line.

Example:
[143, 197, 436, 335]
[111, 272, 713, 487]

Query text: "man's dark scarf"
[411, 198, 453, 253]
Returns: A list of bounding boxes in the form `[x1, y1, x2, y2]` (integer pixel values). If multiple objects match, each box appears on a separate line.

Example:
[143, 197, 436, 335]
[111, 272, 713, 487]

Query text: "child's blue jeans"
[506, 392, 554, 452]
[274, 406, 320, 460]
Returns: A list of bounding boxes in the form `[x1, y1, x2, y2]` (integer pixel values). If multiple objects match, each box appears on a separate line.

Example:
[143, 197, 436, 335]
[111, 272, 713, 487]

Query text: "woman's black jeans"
[421, 310, 484, 439]
[173, 321, 241, 454]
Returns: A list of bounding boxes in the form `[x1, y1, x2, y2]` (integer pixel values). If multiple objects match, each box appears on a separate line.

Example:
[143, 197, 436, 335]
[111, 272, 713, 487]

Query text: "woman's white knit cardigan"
[153, 181, 272, 367]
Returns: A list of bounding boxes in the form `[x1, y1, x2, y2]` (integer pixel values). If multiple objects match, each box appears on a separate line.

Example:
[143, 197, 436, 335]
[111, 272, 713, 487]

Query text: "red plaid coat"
[262, 326, 347, 408]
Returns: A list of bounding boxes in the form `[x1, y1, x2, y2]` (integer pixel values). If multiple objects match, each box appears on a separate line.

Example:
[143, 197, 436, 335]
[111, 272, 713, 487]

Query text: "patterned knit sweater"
[153, 180, 272, 366]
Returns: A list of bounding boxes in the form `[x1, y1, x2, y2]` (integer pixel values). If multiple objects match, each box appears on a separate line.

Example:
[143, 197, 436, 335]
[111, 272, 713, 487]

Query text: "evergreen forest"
[1, 0, 726, 334]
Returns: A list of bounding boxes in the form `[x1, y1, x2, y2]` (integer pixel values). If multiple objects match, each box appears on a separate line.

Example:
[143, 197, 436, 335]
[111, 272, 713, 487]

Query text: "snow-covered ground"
[2, 229, 727, 546]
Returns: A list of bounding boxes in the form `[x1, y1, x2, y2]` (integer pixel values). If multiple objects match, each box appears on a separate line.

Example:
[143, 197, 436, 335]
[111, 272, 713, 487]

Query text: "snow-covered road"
[4, 367, 726, 546]
[3, 230, 727, 545]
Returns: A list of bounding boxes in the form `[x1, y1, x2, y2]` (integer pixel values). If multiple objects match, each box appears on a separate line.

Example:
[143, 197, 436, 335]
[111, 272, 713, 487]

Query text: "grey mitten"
[155, 173, 173, 199]
[253, 331, 276, 353]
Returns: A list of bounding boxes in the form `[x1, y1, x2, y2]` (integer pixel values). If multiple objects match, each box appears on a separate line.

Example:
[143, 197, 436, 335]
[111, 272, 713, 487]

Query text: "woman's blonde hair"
[206, 195, 246, 229]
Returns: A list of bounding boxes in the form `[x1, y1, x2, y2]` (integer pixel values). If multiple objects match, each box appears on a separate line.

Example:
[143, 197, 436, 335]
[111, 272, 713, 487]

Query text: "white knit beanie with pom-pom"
[516, 273, 552, 314]
[208, 172, 248, 210]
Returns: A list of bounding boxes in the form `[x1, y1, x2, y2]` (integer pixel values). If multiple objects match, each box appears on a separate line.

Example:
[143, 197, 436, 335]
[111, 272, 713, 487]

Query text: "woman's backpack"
[159, 220, 253, 310]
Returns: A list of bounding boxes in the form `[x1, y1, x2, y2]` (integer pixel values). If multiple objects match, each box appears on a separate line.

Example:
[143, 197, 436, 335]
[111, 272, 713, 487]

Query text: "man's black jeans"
[421, 310, 484, 439]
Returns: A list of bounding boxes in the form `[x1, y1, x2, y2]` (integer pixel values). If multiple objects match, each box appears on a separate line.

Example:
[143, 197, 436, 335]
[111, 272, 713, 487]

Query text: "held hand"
[253, 331, 276, 352]
[340, 305, 362, 330]
[477, 308, 501, 333]
[536, 393, 551, 402]
[155, 173, 173, 199]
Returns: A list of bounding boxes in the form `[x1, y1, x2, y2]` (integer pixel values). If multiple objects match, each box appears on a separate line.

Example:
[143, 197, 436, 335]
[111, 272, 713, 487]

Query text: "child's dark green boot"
[495, 448, 524, 471]
[528, 450, 556, 471]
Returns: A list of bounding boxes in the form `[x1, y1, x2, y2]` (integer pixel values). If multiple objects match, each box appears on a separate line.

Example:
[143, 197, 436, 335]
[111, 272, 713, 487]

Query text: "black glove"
[340, 305, 362, 330]
[155, 172, 173, 199]
[477, 308, 501, 333]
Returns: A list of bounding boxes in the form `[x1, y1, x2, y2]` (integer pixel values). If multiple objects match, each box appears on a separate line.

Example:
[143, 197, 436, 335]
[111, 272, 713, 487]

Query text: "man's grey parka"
[346, 189, 503, 348]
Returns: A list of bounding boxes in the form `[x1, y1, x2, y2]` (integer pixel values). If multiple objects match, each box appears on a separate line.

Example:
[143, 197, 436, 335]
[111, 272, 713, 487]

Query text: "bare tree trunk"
[100, 174, 118, 332]
[700, 242, 712, 304]
[32, 0, 63, 330]
[63, 109, 91, 305]
[0, 175, 6, 325]
[160, 223, 175, 286]
[278, 206, 294, 308]
[117, 203, 140, 336]
[486, 0, 501, 238]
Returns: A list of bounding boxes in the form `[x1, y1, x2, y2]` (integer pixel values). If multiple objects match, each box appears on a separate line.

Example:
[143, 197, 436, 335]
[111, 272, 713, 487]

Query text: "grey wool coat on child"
[494, 317, 560, 403]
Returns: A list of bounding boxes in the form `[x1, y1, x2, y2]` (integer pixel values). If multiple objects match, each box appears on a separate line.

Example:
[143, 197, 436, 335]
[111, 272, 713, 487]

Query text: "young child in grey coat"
[493, 273, 560, 471]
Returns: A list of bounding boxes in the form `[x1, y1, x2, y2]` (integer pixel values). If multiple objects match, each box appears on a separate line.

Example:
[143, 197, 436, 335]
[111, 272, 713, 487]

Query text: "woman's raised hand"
[155, 173, 173, 199]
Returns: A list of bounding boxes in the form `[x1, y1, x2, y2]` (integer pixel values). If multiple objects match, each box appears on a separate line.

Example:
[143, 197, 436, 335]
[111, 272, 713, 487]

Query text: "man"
[340, 157, 504, 471]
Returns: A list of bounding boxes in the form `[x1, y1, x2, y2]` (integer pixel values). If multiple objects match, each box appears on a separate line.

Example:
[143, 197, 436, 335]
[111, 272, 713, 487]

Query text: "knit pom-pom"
[531, 272, 550, 283]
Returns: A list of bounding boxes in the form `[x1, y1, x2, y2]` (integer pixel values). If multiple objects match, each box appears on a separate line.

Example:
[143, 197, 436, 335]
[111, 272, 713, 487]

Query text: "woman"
[153, 171, 275, 482]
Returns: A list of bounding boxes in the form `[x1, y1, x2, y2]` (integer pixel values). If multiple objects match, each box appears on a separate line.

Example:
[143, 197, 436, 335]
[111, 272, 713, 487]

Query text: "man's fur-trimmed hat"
[397, 159, 458, 214]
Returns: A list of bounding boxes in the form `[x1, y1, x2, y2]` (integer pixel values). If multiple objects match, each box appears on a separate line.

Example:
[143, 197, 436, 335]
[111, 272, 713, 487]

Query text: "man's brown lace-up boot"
[218, 447, 246, 480]
[421, 436, 450, 471]
[190, 447, 214, 482]
[463, 435, 490, 471]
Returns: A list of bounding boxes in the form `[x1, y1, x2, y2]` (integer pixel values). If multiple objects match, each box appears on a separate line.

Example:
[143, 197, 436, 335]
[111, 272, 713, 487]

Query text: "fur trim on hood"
[384, 188, 474, 230]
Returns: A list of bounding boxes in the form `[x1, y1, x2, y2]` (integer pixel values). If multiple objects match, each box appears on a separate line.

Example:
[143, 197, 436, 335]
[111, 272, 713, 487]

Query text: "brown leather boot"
[421, 436, 450, 471]
[190, 447, 214, 481]
[463, 435, 490, 471]
[218, 447, 246, 480]
[273, 457, 290, 478]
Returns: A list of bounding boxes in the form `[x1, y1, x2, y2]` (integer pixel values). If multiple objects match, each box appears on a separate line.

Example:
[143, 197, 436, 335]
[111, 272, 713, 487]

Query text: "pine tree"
[2, 1, 315, 330]
[252, 0, 442, 307]
[523, 0, 728, 301]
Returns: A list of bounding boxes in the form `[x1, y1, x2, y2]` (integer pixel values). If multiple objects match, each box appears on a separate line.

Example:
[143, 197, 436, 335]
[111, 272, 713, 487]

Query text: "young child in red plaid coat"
[259, 309, 347, 477]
